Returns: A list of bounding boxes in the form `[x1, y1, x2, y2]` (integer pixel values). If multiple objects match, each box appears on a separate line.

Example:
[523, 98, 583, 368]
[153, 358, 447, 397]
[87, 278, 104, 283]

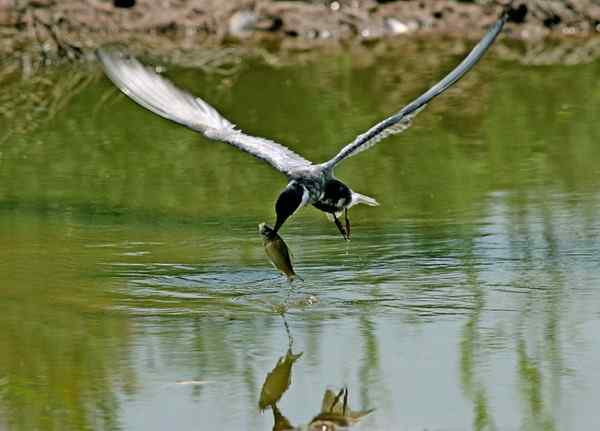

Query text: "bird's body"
[287, 165, 326, 204]
[287, 167, 373, 214]
[278, 166, 377, 239]
[97, 13, 506, 241]
[312, 178, 353, 215]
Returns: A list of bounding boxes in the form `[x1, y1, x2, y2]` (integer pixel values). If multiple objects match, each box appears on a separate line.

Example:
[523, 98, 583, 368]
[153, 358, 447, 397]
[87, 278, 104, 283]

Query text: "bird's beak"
[273, 215, 285, 233]
[274, 183, 309, 233]
[274, 194, 298, 234]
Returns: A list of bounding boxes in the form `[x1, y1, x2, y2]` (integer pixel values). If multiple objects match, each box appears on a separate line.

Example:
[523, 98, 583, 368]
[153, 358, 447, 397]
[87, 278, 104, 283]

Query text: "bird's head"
[274, 182, 309, 233]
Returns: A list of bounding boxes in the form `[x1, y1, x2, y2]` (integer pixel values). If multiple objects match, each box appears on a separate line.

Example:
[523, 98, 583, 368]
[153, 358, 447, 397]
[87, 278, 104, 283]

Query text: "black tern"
[97, 14, 506, 241]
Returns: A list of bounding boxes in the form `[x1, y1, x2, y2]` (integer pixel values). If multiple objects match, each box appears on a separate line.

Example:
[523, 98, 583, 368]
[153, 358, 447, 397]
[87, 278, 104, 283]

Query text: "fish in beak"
[259, 223, 302, 282]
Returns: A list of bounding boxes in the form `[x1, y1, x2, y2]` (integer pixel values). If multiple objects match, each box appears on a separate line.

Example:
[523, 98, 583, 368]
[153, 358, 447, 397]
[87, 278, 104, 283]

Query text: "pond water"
[1, 42, 600, 431]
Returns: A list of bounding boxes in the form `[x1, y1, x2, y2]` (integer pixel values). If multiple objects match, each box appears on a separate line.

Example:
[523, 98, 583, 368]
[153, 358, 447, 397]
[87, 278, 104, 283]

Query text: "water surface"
[1, 45, 600, 430]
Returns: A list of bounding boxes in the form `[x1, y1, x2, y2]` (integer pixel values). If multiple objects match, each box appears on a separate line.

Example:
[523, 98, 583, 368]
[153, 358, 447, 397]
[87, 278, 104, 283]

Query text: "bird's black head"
[274, 182, 306, 233]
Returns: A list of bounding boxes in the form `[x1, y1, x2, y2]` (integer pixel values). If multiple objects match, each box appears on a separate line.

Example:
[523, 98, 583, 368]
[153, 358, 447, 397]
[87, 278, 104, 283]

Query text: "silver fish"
[258, 223, 302, 281]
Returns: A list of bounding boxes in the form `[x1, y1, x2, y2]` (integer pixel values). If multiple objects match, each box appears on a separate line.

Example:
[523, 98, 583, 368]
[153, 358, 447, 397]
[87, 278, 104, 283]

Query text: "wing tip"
[95, 46, 121, 67]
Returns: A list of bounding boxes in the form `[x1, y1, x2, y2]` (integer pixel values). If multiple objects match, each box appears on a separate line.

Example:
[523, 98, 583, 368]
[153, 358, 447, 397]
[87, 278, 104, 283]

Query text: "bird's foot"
[344, 208, 351, 240]
[333, 213, 350, 241]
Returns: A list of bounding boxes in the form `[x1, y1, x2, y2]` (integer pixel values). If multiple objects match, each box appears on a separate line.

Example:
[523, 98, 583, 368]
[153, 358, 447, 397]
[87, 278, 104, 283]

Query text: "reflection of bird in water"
[97, 14, 505, 241]
[266, 384, 373, 431]
[259, 348, 304, 411]
[259, 350, 373, 431]
[309, 387, 374, 429]
[259, 314, 373, 430]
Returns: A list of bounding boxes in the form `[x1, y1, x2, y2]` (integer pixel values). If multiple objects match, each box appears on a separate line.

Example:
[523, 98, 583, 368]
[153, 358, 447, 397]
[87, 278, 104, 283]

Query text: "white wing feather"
[97, 49, 312, 175]
[324, 14, 507, 169]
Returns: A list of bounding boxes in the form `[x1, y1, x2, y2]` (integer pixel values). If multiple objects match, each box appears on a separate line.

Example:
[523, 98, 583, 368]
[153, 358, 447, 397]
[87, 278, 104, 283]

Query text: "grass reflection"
[0, 302, 134, 430]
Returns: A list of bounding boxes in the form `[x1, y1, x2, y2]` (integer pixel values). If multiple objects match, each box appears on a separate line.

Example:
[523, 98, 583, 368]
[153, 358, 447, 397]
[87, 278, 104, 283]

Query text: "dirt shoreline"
[1, 1, 600, 67]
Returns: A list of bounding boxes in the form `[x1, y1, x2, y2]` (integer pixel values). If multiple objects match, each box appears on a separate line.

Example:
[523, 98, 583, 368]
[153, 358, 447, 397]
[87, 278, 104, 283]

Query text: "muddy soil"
[1, 1, 600, 66]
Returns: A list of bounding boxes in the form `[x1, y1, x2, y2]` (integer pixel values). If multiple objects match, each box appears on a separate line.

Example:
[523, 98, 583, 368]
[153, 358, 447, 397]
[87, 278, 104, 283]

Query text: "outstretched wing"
[324, 14, 507, 170]
[97, 49, 312, 175]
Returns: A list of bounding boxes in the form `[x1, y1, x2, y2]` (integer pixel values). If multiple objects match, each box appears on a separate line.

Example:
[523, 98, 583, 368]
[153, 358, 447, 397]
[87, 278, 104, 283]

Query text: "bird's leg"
[344, 208, 351, 240]
[332, 213, 349, 241]
[330, 388, 345, 412]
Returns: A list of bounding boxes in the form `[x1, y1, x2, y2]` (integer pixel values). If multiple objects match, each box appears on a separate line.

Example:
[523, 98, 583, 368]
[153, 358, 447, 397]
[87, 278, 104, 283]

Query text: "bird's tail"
[351, 192, 380, 207]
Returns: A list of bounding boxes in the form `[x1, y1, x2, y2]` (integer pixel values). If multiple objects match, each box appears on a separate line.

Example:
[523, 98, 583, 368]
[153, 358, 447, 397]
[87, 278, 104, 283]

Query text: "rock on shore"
[1, 1, 599, 64]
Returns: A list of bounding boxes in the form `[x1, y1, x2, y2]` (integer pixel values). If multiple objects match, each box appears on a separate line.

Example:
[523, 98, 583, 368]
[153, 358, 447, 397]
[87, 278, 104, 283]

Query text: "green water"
[1, 44, 600, 431]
